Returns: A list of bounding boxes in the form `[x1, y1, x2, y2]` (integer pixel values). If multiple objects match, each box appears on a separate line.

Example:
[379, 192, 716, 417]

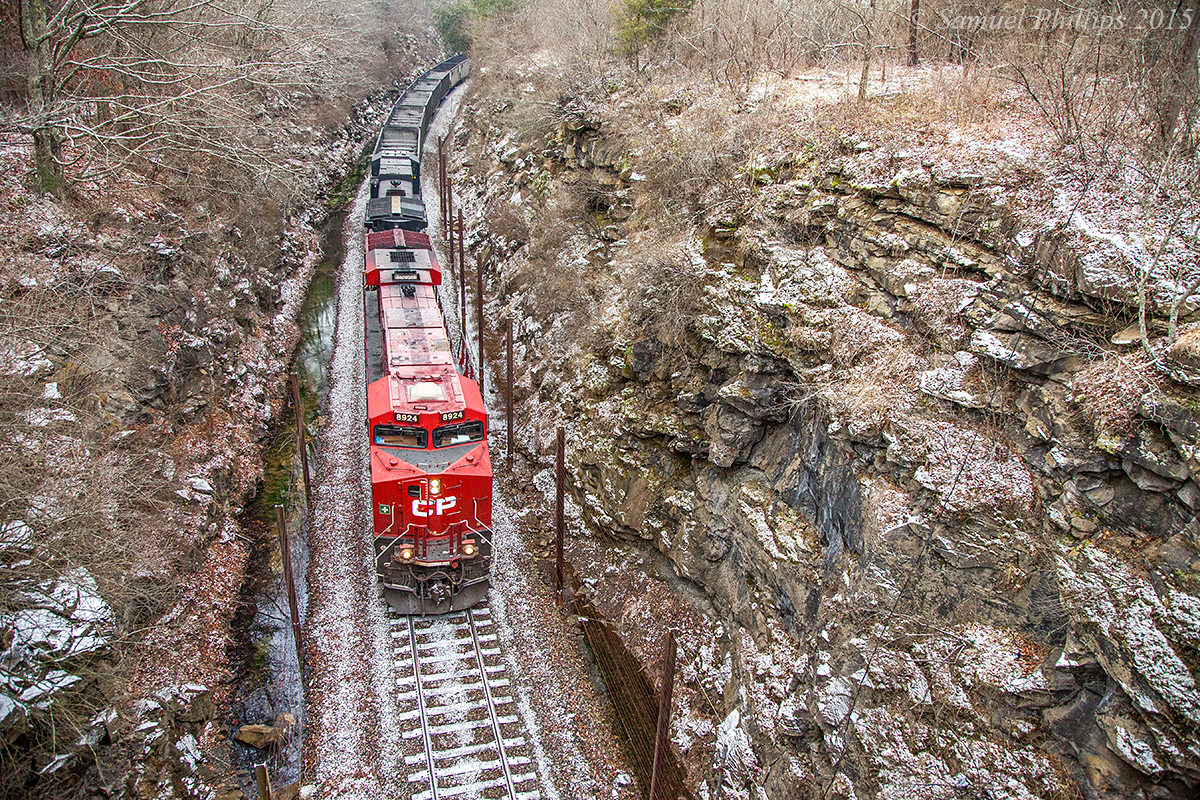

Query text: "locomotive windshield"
[373, 424, 427, 449]
[433, 420, 484, 448]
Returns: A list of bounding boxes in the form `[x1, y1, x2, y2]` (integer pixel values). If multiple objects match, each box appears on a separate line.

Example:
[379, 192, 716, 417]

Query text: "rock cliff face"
[455, 74, 1199, 799]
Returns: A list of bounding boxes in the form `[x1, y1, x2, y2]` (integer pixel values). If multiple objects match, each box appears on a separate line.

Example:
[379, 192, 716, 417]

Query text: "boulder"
[776, 693, 811, 738]
[1138, 395, 1200, 478]
[1099, 426, 1190, 483]
[969, 328, 1080, 375]
[0, 695, 28, 744]
[234, 723, 288, 750]
[1122, 461, 1182, 493]
[1163, 325, 1200, 384]
[867, 257, 934, 298]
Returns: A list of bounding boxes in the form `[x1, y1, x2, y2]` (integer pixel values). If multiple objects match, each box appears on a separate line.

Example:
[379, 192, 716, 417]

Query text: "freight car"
[365, 54, 470, 233]
[362, 55, 488, 615]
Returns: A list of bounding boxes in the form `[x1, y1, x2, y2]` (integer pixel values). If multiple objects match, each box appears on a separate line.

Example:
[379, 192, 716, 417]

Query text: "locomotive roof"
[365, 247, 441, 286]
[389, 365, 462, 410]
[386, 325, 453, 369]
[366, 229, 430, 251]
[365, 197, 427, 231]
[364, 364, 482, 424]
[373, 154, 416, 177]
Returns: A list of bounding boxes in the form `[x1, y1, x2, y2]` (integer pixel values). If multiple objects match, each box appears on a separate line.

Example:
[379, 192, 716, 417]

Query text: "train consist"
[362, 55, 491, 615]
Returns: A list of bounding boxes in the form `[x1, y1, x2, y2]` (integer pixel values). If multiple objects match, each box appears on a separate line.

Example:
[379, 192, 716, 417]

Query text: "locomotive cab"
[367, 373, 492, 614]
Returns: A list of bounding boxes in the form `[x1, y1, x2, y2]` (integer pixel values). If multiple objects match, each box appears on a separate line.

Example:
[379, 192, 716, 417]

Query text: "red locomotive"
[363, 56, 489, 615]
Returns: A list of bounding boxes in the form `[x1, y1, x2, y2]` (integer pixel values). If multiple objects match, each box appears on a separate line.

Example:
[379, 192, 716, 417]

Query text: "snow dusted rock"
[917, 350, 988, 409]
[0, 693, 28, 744]
[968, 326, 1079, 375]
[187, 475, 215, 495]
[754, 240, 856, 307]
[1137, 394, 1200, 486]
[775, 692, 810, 738]
[157, 683, 216, 723]
[2, 568, 113, 658]
[867, 256, 934, 298]
[884, 415, 1036, 515]
[1056, 546, 1200, 782]
[815, 676, 853, 728]
[0, 339, 54, 377]
[714, 709, 759, 794]
[1097, 426, 1190, 483]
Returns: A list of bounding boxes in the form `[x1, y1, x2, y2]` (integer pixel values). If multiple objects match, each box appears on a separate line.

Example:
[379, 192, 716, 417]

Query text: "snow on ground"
[306, 180, 402, 798]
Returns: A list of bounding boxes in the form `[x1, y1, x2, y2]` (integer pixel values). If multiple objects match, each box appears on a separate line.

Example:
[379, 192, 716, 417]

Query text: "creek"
[227, 207, 345, 793]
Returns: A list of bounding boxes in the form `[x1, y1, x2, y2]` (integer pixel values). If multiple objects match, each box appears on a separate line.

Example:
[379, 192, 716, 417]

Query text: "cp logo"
[411, 496, 457, 517]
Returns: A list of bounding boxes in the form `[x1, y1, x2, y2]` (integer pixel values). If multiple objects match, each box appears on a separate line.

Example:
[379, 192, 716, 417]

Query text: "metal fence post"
[507, 318, 514, 472]
[649, 631, 677, 800]
[275, 505, 302, 663]
[476, 255, 485, 396]
[255, 764, 272, 800]
[438, 137, 445, 223]
[447, 207, 455, 275]
[446, 174, 453, 249]
[457, 209, 465, 285]
[555, 427, 565, 602]
[461, 251, 469, 356]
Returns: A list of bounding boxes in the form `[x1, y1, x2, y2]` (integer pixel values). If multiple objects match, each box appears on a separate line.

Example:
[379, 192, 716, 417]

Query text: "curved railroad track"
[394, 603, 541, 800]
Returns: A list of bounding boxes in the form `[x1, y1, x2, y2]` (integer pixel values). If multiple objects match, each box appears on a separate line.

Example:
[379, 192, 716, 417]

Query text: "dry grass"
[905, 278, 982, 351]
[823, 344, 924, 439]
[626, 235, 710, 354]
[1066, 350, 1164, 438]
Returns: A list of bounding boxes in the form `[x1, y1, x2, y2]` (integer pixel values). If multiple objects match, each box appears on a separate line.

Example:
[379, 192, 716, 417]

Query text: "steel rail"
[407, 615, 441, 800]
[396, 603, 536, 800]
[465, 607, 520, 799]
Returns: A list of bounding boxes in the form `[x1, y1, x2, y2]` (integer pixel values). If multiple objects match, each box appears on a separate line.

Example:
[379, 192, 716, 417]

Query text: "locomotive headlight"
[399, 547, 415, 561]
[462, 543, 477, 557]
[428, 478, 442, 496]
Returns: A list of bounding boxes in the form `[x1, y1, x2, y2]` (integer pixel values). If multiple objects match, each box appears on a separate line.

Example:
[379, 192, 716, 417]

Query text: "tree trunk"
[19, 0, 63, 193]
[1160, 0, 1200, 142]
[907, 0, 919, 67]
[858, 41, 871, 103]
[858, 0, 875, 103]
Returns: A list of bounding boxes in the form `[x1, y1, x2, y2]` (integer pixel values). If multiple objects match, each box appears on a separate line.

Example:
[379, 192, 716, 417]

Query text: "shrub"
[616, 0, 695, 63]
[433, 2, 473, 52]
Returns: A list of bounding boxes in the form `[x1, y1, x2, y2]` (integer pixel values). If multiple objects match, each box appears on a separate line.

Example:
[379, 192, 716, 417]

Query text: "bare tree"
[7, 0, 382, 195]
[907, 0, 919, 66]
[1159, 0, 1200, 142]
[16, 0, 60, 190]
[856, 0, 878, 102]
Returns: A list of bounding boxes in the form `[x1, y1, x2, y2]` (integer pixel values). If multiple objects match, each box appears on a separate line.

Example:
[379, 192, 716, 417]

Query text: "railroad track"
[393, 603, 540, 800]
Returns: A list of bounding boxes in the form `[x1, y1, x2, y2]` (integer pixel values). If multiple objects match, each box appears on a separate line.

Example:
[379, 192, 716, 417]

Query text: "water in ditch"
[228, 208, 345, 794]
